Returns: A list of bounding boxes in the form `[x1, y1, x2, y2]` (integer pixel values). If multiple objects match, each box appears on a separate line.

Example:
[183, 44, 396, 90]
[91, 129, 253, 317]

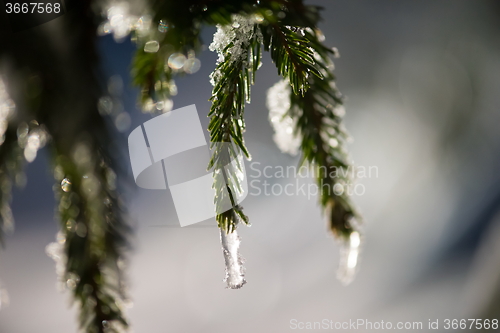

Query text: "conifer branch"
[53, 144, 129, 333]
[264, 24, 360, 239]
[208, 18, 262, 233]
[1, 1, 131, 330]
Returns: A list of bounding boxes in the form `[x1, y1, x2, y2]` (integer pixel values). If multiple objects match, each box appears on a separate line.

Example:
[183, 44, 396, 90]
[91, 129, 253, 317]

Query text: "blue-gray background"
[1, 0, 500, 332]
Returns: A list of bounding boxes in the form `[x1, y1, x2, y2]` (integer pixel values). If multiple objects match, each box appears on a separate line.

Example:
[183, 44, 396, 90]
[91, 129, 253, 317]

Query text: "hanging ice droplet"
[183, 58, 201, 74]
[144, 40, 160, 53]
[61, 178, 71, 192]
[220, 228, 246, 289]
[329, 138, 339, 148]
[315, 28, 325, 42]
[114, 112, 131, 132]
[158, 20, 168, 33]
[142, 98, 155, 113]
[332, 47, 340, 58]
[253, 13, 264, 23]
[337, 231, 361, 285]
[66, 272, 80, 290]
[168, 53, 187, 70]
[155, 99, 173, 113]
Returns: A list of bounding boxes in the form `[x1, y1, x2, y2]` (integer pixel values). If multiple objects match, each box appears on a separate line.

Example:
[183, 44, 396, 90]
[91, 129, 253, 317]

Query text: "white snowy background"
[2, 0, 500, 332]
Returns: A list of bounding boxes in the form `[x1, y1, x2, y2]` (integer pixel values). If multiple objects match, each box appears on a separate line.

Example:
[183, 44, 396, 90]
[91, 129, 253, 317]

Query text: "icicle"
[219, 228, 246, 289]
[337, 231, 361, 285]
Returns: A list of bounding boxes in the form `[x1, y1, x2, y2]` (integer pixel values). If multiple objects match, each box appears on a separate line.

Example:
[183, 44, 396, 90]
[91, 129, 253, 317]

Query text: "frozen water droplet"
[329, 138, 339, 148]
[156, 99, 173, 113]
[333, 105, 345, 117]
[142, 98, 155, 113]
[254, 13, 264, 23]
[66, 279, 76, 290]
[114, 112, 131, 132]
[66, 272, 80, 290]
[144, 40, 160, 53]
[98, 96, 113, 115]
[66, 219, 76, 232]
[98, 22, 112, 35]
[183, 58, 201, 74]
[169, 82, 178, 96]
[332, 47, 340, 58]
[337, 231, 361, 285]
[158, 20, 168, 33]
[315, 28, 325, 42]
[155, 101, 164, 111]
[333, 183, 344, 195]
[232, 21, 241, 28]
[75, 222, 87, 238]
[168, 53, 187, 70]
[57, 231, 65, 244]
[17, 122, 28, 139]
[61, 178, 71, 192]
[135, 15, 152, 36]
[220, 228, 246, 289]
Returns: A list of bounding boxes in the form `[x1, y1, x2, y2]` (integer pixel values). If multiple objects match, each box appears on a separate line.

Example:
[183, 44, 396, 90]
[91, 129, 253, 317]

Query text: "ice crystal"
[267, 80, 302, 155]
[209, 14, 263, 86]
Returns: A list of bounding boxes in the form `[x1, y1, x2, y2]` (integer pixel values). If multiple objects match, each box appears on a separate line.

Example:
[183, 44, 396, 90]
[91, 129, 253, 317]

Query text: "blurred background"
[1, 0, 500, 331]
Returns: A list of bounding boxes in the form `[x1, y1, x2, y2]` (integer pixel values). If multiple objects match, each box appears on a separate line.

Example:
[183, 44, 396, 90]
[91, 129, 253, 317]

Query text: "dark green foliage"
[207, 24, 262, 232]
[0, 1, 130, 332]
[55, 145, 129, 333]
[262, 24, 323, 95]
